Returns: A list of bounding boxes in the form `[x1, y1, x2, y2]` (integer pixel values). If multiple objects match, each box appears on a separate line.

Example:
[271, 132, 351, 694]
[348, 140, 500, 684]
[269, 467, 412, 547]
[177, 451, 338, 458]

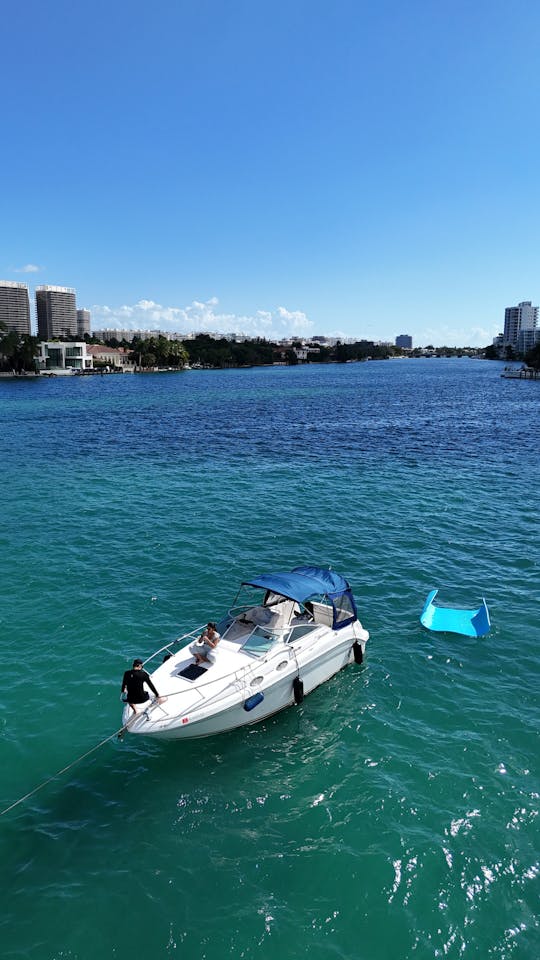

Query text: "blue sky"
[2, 0, 539, 345]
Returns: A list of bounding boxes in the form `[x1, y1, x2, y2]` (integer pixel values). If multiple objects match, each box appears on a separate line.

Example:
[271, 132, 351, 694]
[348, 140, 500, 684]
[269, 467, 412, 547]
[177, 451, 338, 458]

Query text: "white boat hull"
[122, 625, 366, 741]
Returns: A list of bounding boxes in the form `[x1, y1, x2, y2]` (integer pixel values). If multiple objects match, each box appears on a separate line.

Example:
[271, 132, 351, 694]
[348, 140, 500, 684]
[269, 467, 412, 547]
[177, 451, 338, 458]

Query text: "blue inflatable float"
[420, 589, 491, 638]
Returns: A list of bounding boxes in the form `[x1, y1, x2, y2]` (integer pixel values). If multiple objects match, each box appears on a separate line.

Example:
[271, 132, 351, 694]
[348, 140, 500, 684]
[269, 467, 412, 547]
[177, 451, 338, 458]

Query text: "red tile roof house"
[86, 344, 135, 371]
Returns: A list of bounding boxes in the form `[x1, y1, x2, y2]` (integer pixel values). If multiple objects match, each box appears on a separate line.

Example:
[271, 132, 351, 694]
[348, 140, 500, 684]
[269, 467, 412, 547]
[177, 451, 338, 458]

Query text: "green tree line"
[0, 324, 39, 373]
[525, 343, 540, 369]
[121, 334, 398, 368]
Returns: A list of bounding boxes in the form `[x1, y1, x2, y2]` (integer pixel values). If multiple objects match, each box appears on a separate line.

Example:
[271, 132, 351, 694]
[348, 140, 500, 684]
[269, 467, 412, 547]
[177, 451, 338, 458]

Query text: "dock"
[501, 366, 540, 380]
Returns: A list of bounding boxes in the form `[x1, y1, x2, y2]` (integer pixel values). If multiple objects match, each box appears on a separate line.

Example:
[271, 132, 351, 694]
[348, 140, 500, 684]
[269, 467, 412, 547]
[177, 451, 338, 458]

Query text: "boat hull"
[123, 632, 365, 741]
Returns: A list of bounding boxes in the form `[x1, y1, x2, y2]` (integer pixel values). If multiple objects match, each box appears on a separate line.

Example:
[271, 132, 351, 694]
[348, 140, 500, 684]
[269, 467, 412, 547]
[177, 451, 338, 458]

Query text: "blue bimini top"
[242, 565, 358, 630]
[242, 565, 350, 604]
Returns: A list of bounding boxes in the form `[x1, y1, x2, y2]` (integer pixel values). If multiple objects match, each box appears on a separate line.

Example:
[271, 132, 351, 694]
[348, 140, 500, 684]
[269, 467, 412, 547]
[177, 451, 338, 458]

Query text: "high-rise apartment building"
[0, 281, 31, 335]
[36, 285, 77, 339]
[503, 301, 538, 347]
[77, 309, 91, 338]
[396, 334, 412, 349]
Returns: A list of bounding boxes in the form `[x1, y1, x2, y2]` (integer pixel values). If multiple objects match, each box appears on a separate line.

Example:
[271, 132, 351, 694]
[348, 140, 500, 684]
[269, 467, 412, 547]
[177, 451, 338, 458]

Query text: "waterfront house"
[86, 344, 135, 371]
[37, 341, 92, 375]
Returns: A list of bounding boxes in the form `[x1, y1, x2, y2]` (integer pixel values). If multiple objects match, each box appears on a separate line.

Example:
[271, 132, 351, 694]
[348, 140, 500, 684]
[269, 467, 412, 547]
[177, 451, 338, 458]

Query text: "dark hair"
[208, 622, 216, 630]
[133, 658, 143, 667]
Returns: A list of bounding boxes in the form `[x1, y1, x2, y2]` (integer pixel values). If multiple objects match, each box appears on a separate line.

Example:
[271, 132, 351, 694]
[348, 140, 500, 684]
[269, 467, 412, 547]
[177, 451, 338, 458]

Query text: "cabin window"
[287, 624, 316, 643]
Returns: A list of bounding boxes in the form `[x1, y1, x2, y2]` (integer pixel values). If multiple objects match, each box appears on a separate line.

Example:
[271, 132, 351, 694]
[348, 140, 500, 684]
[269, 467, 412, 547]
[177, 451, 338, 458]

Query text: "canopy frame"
[241, 565, 357, 631]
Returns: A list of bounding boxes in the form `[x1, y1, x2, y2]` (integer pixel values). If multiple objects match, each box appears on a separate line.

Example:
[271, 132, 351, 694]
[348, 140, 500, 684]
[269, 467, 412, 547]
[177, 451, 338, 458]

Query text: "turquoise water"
[0, 359, 538, 959]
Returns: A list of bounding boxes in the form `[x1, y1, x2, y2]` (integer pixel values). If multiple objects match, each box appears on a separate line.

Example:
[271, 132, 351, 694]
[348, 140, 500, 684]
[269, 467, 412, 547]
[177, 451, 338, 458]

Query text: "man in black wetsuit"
[121, 658, 161, 714]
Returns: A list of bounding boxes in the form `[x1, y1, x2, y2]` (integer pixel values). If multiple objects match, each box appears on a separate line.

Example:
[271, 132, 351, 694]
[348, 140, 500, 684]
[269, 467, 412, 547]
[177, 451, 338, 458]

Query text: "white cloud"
[419, 322, 500, 348]
[276, 306, 312, 332]
[90, 296, 314, 340]
[14, 263, 42, 273]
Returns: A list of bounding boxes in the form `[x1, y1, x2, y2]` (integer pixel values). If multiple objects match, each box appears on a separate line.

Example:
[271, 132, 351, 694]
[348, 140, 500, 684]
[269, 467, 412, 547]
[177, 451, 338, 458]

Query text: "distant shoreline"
[0, 355, 503, 381]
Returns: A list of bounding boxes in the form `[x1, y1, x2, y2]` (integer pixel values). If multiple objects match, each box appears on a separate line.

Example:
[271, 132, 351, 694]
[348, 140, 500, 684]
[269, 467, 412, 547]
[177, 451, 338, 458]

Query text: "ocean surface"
[0, 358, 538, 960]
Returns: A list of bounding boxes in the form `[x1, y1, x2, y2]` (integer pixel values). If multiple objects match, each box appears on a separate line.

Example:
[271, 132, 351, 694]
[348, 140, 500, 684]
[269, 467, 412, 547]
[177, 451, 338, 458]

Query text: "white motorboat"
[121, 565, 369, 740]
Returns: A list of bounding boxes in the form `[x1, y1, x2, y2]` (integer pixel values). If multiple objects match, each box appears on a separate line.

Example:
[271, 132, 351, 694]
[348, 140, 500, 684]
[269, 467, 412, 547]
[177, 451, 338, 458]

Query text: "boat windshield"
[241, 627, 277, 656]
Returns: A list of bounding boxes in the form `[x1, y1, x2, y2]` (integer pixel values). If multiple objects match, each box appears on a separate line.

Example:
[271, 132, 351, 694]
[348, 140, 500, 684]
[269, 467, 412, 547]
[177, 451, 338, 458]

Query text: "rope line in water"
[1, 620, 296, 817]
[0, 718, 136, 818]
[0, 627, 205, 818]
[0, 658, 230, 819]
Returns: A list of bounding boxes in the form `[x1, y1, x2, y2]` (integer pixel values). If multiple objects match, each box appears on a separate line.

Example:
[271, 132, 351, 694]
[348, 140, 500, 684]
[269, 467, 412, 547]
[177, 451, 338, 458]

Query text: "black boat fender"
[352, 641, 363, 664]
[293, 677, 304, 704]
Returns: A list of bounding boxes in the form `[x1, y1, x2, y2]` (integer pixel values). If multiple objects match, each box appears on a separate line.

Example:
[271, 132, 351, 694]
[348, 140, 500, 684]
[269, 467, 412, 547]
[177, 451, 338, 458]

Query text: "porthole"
[250, 676, 264, 687]
[276, 660, 288, 671]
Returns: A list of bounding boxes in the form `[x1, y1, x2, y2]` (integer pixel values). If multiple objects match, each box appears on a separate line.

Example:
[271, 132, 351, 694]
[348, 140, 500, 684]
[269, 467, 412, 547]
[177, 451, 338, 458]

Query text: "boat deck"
[143, 616, 322, 719]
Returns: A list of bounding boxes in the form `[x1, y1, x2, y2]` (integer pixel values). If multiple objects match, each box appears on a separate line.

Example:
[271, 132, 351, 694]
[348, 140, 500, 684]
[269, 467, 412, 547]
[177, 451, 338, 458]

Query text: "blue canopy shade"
[242, 565, 350, 604]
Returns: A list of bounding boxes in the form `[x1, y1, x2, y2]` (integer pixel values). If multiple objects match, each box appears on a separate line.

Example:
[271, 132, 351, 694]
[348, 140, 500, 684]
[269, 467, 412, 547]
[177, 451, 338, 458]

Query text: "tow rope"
[0, 716, 137, 818]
